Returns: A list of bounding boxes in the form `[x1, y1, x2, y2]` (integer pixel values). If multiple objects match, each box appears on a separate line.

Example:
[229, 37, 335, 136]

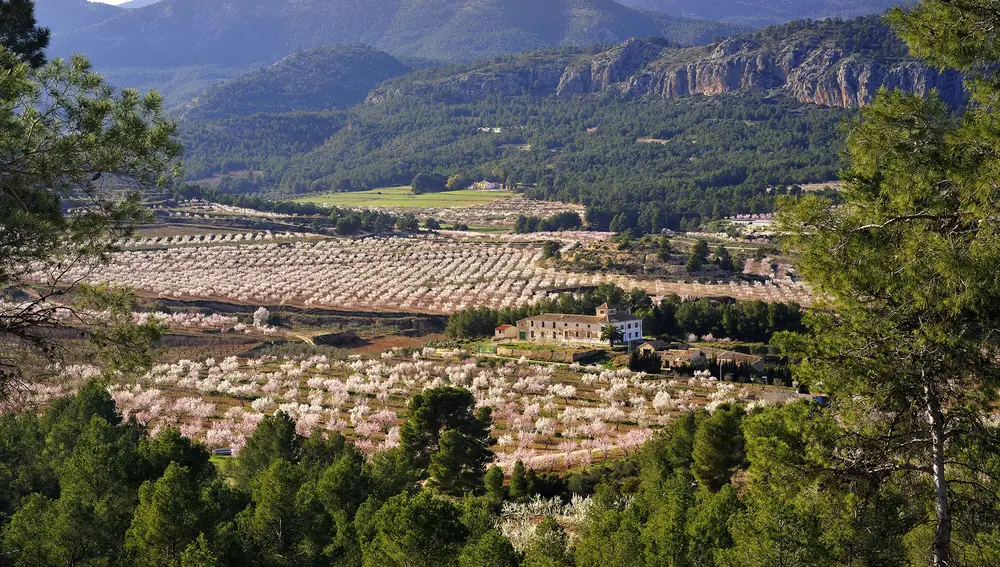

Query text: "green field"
[294, 186, 514, 208]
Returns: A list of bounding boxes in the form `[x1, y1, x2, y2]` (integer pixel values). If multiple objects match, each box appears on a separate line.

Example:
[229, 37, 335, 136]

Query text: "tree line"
[446, 283, 802, 343]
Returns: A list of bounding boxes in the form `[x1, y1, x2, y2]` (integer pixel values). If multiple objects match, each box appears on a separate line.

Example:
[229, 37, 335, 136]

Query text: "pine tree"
[126, 463, 204, 567]
[509, 460, 530, 501]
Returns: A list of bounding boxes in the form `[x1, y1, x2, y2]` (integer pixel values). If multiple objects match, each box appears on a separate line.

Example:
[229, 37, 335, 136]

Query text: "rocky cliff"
[369, 18, 966, 109]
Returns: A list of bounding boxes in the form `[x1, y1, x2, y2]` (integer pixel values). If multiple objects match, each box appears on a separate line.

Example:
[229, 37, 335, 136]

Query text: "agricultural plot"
[295, 187, 513, 208]
[297, 188, 584, 228]
[43, 232, 813, 313]
[32, 349, 799, 472]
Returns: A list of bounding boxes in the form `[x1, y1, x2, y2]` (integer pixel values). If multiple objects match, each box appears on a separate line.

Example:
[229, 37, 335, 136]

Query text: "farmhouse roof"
[518, 311, 640, 326]
[661, 348, 706, 362]
[638, 340, 671, 351]
[495, 324, 514, 331]
[522, 313, 608, 325]
[701, 347, 763, 366]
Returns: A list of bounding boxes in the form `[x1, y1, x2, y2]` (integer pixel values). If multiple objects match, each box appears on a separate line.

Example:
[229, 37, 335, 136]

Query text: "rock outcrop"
[368, 21, 966, 109]
[556, 37, 965, 107]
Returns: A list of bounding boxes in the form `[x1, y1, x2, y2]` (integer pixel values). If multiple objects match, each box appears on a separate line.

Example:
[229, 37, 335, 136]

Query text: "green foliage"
[691, 405, 745, 491]
[230, 411, 299, 489]
[514, 211, 583, 234]
[600, 324, 625, 348]
[508, 460, 531, 502]
[180, 534, 219, 567]
[772, 4, 1000, 563]
[444, 283, 626, 339]
[658, 236, 673, 261]
[401, 387, 493, 489]
[484, 465, 506, 504]
[574, 484, 643, 567]
[274, 92, 844, 232]
[541, 240, 562, 259]
[0, 45, 180, 395]
[648, 295, 803, 341]
[628, 350, 663, 373]
[183, 44, 410, 121]
[0, 0, 49, 68]
[361, 491, 468, 567]
[523, 517, 573, 567]
[685, 240, 709, 272]
[459, 531, 519, 567]
[395, 213, 420, 232]
[139, 427, 213, 482]
[410, 173, 449, 194]
[446, 173, 471, 191]
[126, 463, 204, 567]
[427, 429, 490, 495]
[241, 459, 304, 563]
[182, 79, 847, 229]
[713, 244, 735, 272]
[446, 283, 803, 342]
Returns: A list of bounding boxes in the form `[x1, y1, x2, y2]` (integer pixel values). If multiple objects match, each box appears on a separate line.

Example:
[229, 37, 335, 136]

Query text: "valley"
[3, 1, 999, 565]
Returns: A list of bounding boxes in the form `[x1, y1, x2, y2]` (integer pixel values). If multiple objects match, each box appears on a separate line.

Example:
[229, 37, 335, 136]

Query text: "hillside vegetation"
[181, 45, 411, 121]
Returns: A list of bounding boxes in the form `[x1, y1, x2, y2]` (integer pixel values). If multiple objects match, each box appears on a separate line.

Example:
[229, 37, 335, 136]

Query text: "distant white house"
[513, 304, 643, 345]
[470, 180, 503, 191]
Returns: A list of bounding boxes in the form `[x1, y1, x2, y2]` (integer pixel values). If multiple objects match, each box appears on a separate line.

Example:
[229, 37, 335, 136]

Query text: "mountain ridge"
[366, 17, 965, 109]
[180, 45, 411, 121]
[35, 0, 122, 33]
[49, 0, 740, 66]
[616, 0, 902, 26]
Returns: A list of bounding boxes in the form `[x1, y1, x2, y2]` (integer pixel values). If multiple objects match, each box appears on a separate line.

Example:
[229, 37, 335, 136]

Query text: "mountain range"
[177, 16, 962, 216]
[118, 0, 162, 8]
[616, 0, 902, 26]
[35, 0, 122, 33]
[48, 0, 739, 67]
[368, 16, 964, 109]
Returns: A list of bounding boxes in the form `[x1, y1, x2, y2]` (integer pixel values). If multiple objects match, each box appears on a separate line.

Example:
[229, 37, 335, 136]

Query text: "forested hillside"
[181, 16, 963, 234]
[50, 0, 739, 66]
[181, 45, 411, 121]
[619, 0, 900, 26]
[183, 90, 846, 232]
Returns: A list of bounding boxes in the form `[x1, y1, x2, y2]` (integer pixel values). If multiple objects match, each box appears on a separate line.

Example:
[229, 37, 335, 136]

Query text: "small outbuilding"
[636, 340, 672, 354]
[494, 324, 518, 340]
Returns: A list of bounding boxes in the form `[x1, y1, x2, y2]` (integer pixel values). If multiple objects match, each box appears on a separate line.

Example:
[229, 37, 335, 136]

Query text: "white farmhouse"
[514, 304, 643, 345]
